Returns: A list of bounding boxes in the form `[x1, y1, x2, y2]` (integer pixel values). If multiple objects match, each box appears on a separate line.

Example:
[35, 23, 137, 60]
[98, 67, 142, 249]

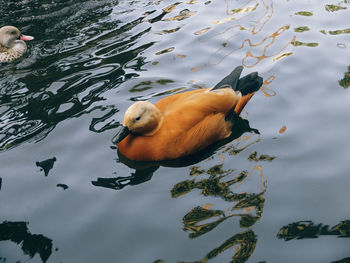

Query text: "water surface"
[1, 0, 350, 262]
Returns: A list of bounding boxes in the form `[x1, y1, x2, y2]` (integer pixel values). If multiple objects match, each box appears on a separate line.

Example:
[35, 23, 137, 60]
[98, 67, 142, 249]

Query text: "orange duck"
[112, 66, 263, 161]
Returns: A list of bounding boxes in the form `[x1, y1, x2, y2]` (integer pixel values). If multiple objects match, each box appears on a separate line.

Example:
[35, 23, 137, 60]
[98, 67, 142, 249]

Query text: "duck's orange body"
[113, 66, 263, 161]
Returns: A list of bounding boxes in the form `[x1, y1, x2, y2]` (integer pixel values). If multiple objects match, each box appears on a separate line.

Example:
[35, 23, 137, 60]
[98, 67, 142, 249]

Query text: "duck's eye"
[135, 116, 141, 121]
[11, 31, 17, 35]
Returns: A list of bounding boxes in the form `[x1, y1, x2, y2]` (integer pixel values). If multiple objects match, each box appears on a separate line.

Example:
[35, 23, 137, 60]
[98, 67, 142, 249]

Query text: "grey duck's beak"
[112, 126, 131, 144]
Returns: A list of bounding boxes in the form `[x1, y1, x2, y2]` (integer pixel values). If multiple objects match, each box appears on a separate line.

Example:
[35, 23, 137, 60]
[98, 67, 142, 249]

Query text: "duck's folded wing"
[162, 88, 240, 119]
[160, 113, 231, 159]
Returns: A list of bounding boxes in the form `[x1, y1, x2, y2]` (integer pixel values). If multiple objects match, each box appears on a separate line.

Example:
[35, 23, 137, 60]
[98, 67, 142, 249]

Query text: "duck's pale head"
[112, 101, 163, 143]
[0, 26, 34, 63]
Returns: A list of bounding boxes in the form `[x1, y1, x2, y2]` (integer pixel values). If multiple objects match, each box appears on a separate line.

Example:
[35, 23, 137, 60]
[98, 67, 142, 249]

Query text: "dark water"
[1, 0, 350, 262]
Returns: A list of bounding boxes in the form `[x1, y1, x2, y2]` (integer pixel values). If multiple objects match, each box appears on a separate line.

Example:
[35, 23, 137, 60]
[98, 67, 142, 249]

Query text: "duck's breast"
[0, 41, 27, 63]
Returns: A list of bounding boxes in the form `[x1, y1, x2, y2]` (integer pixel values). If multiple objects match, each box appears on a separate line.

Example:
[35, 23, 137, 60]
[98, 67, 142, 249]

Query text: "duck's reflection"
[92, 166, 158, 190]
[0, 221, 53, 263]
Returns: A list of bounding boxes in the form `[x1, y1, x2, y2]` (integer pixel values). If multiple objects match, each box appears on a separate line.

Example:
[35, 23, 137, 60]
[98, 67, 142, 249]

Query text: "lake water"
[1, 0, 350, 262]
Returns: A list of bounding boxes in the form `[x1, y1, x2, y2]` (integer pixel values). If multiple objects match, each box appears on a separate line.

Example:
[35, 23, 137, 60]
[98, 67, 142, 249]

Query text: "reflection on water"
[92, 162, 265, 262]
[36, 157, 57, 176]
[92, 166, 158, 190]
[277, 220, 350, 263]
[278, 220, 350, 263]
[294, 26, 310, 33]
[332, 258, 350, 263]
[178, 230, 257, 263]
[339, 66, 350, 89]
[248, 151, 275, 161]
[0, 221, 53, 262]
[129, 79, 175, 93]
[325, 4, 347, 12]
[169, 160, 266, 262]
[295, 11, 313, 16]
[0, 0, 147, 151]
[56, 183, 68, 190]
[291, 40, 318, 47]
[277, 220, 350, 240]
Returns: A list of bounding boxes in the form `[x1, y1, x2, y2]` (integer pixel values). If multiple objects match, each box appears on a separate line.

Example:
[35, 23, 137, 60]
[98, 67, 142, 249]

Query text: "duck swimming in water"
[0, 26, 34, 63]
[112, 66, 263, 161]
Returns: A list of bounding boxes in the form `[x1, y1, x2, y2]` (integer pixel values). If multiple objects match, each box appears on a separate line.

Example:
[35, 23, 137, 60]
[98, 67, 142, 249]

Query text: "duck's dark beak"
[112, 126, 131, 144]
[20, 34, 34, 41]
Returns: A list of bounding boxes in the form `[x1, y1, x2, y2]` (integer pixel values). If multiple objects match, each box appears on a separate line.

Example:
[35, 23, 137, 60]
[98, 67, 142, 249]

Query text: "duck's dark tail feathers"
[213, 66, 263, 115]
[213, 66, 244, 90]
[236, 71, 263, 95]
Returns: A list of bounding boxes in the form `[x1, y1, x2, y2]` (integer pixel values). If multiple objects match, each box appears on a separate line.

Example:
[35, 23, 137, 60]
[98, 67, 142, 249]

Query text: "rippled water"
[1, 0, 350, 262]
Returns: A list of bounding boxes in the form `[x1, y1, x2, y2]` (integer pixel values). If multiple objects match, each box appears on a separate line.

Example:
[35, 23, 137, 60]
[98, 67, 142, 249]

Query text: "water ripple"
[0, 0, 153, 151]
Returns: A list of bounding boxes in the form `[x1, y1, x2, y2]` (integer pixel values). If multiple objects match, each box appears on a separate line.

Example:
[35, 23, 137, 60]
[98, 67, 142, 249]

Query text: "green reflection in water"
[129, 79, 175, 92]
[325, 4, 347, 12]
[156, 27, 181, 35]
[169, 161, 267, 262]
[339, 66, 350, 89]
[295, 11, 313, 16]
[294, 26, 310, 33]
[171, 164, 244, 200]
[248, 151, 276, 162]
[277, 218, 350, 263]
[231, 3, 259, 14]
[292, 41, 318, 47]
[277, 219, 350, 241]
[183, 206, 227, 239]
[190, 166, 205, 176]
[328, 28, 350, 35]
[155, 47, 175, 55]
[178, 230, 257, 263]
[320, 28, 350, 35]
[165, 9, 196, 21]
